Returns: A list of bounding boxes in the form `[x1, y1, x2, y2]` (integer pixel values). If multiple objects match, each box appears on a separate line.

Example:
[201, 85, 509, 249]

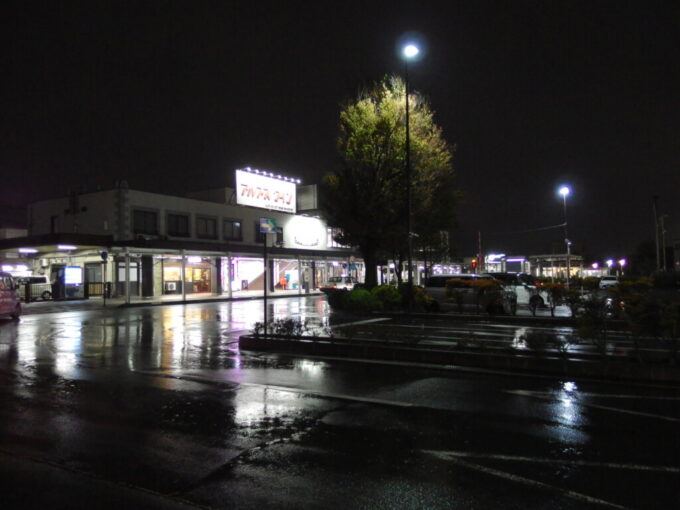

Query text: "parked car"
[0, 272, 21, 319]
[484, 272, 547, 309]
[599, 276, 619, 289]
[17, 275, 52, 301]
[322, 276, 359, 290]
[423, 274, 517, 314]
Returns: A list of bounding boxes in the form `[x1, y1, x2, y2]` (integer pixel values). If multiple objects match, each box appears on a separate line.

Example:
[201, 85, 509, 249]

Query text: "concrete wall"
[29, 190, 119, 237]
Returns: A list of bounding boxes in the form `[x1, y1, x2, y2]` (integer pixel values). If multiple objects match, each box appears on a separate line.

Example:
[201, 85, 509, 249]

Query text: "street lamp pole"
[559, 186, 571, 289]
[402, 43, 419, 311]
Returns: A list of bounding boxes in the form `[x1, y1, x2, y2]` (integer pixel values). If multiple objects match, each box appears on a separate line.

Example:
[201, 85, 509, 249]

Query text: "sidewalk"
[21, 289, 324, 315]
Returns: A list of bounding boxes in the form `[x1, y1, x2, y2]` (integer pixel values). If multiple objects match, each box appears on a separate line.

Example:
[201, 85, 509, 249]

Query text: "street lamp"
[558, 186, 571, 288]
[606, 259, 614, 275]
[402, 42, 420, 309]
[618, 258, 626, 278]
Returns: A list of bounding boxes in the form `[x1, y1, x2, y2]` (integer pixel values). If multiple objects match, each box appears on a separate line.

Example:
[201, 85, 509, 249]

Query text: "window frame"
[223, 219, 242, 241]
[132, 208, 159, 235]
[166, 212, 191, 238]
[196, 215, 218, 240]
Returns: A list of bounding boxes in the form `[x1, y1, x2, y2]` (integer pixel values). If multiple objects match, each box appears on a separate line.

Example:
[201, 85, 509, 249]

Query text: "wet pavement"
[1, 296, 679, 509]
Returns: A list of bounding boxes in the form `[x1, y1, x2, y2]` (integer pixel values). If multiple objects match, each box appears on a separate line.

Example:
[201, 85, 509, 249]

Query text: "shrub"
[653, 271, 680, 289]
[542, 282, 565, 317]
[582, 277, 600, 292]
[371, 285, 402, 310]
[522, 330, 553, 355]
[326, 289, 349, 309]
[399, 284, 436, 312]
[346, 289, 381, 312]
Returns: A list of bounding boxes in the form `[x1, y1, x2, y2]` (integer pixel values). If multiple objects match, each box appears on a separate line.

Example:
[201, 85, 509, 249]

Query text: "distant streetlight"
[619, 258, 626, 277]
[606, 259, 614, 275]
[558, 186, 571, 288]
[591, 262, 599, 269]
[402, 42, 420, 310]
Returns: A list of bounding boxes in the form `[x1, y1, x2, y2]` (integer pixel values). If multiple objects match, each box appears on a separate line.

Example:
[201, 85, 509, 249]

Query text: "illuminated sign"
[259, 218, 279, 233]
[64, 266, 82, 285]
[236, 169, 296, 213]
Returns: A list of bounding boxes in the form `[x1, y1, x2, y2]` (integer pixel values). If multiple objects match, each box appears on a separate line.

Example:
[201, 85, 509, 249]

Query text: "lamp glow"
[19, 248, 37, 254]
[559, 186, 570, 197]
[606, 259, 614, 267]
[619, 258, 626, 267]
[58, 244, 77, 250]
[403, 44, 419, 59]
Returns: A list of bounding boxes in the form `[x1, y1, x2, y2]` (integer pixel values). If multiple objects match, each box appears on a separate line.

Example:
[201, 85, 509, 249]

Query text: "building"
[0, 173, 362, 302]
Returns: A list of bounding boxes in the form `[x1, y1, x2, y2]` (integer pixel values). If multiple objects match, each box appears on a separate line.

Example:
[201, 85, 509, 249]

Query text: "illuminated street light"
[619, 258, 627, 277]
[402, 41, 420, 311]
[558, 185, 571, 288]
[403, 44, 419, 59]
[591, 262, 599, 269]
[606, 259, 614, 275]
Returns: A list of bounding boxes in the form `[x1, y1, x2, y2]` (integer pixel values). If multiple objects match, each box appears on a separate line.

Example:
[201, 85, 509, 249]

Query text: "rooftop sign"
[236, 168, 297, 214]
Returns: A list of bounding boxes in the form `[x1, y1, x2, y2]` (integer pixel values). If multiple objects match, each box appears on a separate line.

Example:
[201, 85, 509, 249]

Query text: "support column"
[141, 255, 153, 297]
[215, 257, 222, 295]
[298, 255, 302, 296]
[227, 254, 233, 299]
[181, 249, 186, 302]
[125, 247, 131, 305]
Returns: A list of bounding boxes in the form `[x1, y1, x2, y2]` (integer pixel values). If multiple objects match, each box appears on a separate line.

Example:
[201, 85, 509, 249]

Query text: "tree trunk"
[362, 247, 378, 289]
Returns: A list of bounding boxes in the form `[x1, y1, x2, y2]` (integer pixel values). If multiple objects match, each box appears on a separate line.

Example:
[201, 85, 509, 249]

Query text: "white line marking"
[332, 317, 392, 328]
[511, 390, 680, 401]
[236, 381, 415, 407]
[133, 370, 413, 408]
[423, 450, 680, 473]
[508, 390, 680, 423]
[429, 454, 630, 509]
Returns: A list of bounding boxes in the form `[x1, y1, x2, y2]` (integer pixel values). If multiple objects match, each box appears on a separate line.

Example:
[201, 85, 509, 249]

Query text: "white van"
[423, 274, 517, 314]
[0, 272, 22, 319]
[485, 272, 547, 309]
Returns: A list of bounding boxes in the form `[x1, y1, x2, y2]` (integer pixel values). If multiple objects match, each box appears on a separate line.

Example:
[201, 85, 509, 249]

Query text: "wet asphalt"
[1, 296, 679, 509]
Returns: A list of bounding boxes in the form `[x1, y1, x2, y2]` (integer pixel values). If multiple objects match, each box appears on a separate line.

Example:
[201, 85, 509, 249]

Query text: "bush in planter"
[371, 285, 402, 310]
[326, 288, 349, 309]
[346, 289, 382, 312]
[399, 283, 436, 312]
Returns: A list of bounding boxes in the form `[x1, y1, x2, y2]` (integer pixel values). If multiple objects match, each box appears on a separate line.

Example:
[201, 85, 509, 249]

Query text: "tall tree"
[323, 76, 458, 288]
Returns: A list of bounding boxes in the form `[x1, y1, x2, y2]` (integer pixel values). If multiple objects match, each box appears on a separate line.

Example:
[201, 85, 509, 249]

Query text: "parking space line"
[424, 449, 680, 473]
[427, 453, 629, 509]
[508, 390, 680, 423]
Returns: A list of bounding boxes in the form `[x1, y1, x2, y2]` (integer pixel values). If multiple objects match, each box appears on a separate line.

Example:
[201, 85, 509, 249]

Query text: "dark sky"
[3, 1, 679, 260]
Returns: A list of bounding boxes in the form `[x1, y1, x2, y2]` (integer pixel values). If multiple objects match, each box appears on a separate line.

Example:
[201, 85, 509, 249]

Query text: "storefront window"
[162, 258, 211, 294]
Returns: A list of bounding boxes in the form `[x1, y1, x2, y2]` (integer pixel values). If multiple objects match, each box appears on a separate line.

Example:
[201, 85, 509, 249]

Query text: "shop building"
[0, 175, 362, 302]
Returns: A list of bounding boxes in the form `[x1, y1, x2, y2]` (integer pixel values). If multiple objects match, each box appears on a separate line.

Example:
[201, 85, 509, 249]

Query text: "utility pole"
[660, 214, 668, 272]
[652, 196, 660, 271]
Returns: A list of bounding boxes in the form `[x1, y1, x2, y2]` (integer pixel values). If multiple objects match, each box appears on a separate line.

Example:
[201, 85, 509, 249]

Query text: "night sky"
[3, 1, 679, 261]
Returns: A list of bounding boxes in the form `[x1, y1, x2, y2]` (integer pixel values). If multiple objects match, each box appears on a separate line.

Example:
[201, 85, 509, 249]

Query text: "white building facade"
[1, 180, 361, 302]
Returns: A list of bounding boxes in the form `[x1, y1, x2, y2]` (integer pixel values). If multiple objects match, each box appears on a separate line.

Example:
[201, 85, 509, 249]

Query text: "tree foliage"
[323, 76, 458, 288]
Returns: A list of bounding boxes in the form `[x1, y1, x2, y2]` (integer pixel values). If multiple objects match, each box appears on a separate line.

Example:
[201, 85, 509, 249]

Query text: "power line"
[488, 222, 566, 236]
